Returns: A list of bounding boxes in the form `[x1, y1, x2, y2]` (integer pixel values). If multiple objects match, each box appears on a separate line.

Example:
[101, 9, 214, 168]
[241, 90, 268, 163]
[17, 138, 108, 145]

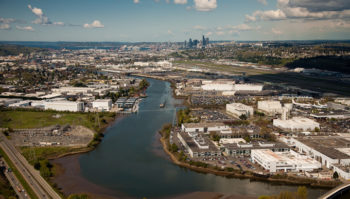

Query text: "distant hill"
[0, 45, 44, 56]
[285, 56, 350, 74]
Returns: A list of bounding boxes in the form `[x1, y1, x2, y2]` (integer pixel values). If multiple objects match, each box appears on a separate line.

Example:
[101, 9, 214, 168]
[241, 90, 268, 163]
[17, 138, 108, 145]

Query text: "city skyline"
[0, 0, 349, 42]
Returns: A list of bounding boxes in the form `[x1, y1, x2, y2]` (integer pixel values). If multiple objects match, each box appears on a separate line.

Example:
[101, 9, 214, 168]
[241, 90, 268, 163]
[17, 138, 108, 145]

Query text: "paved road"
[1, 157, 28, 199]
[0, 134, 61, 199]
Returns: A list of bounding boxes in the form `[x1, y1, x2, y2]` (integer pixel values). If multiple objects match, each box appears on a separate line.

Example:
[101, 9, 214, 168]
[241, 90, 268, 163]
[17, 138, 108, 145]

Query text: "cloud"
[205, 31, 213, 36]
[0, 18, 15, 24]
[215, 31, 225, 36]
[167, 30, 174, 35]
[0, 23, 10, 30]
[246, 0, 350, 22]
[194, 0, 217, 11]
[0, 18, 16, 30]
[16, 25, 34, 31]
[174, 0, 187, 4]
[28, 4, 64, 26]
[133, 0, 140, 3]
[193, 25, 207, 30]
[271, 27, 283, 35]
[83, 20, 104, 28]
[258, 0, 268, 5]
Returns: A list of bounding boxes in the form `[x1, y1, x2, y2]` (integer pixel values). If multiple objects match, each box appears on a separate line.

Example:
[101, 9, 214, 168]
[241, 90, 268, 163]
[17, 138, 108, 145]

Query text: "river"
[53, 78, 329, 199]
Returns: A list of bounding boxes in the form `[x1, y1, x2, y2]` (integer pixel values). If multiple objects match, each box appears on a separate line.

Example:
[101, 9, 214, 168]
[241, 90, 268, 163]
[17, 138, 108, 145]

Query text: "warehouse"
[289, 136, 350, 168]
[251, 149, 321, 173]
[181, 123, 230, 134]
[92, 99, 112, 111]
[234, 84, 263, 92]
[44, 100, 84, 112]
[177, 131, 221, 158]
[226, 103, 254, 118]
[273, 117, 320, 132]
[258, 100, 283, 115]
[224, 141, 289, 157]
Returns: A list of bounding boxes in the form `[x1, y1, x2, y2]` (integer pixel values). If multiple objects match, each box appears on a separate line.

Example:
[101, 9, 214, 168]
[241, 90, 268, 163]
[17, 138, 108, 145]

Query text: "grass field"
[20, 147, 87, 164]
[174, 60, 278, 75]
[0, 110, 116, 131]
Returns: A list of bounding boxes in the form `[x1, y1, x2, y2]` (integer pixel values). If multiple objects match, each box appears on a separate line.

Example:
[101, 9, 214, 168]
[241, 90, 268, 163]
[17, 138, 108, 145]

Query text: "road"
[0, 134, 61, 199]
[1, 157, 28, 199]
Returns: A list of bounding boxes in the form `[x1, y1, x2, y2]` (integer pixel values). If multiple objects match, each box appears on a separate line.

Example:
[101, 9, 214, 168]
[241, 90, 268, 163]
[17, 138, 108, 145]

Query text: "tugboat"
[160, 100, 166, 108]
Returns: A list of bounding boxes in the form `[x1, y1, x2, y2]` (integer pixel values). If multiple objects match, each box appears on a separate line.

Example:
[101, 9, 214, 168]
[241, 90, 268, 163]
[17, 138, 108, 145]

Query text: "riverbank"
[158, 125, 340, 190]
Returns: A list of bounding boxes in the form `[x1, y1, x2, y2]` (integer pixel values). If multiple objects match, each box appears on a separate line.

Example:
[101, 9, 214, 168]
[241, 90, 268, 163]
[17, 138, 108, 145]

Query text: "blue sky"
[0, 0, 349, 41]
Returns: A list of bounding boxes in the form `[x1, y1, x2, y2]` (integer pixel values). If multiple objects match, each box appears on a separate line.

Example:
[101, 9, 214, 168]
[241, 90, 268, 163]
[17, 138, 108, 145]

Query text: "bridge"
[319, 183, 350, 199]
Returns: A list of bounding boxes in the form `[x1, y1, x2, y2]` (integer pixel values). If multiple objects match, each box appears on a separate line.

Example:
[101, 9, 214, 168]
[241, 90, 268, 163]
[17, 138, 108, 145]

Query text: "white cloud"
[174, 0, 187, 4]
[167, 30, 174, 35]
[194, 0, 217, 11]
[246, 0, 350, 22]
[53, 22, 64, 26]
[0, 18, 15, 24]
[16, 25, 34, 31]
[271, 28, 283, 35]
[133, 0, 140, 3]
[28, 4, 64, 26]
[83, 20, 104, 28]
[193, 25, 207, 30]
[258, 0, 268, 5]
[215, 31, 225, 36]
[0, 23, 10, 30]
[205, 31, 213, 36]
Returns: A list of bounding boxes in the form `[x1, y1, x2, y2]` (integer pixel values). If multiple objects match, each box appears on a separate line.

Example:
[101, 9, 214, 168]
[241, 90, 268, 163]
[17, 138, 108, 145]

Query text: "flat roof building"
[258, 100, 282, 115]
[92, 99, 112, 111]
[226, 103, 254, 118]
[273, 117, 320, 132]
[251, 149, 321, 173]
[44, 100, 84, 112]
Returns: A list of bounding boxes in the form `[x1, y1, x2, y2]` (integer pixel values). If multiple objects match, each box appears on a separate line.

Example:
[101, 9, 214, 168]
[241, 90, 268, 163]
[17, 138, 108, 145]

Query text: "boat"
[160, 100, 166, 108]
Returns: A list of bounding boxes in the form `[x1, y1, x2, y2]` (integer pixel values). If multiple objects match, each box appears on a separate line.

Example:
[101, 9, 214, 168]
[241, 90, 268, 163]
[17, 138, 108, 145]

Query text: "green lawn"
[0, 110, 115, 131]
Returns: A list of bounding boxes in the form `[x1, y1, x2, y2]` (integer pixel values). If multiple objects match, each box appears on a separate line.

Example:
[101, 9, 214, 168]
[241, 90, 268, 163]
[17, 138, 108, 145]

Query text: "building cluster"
[0, 76, 143, 113]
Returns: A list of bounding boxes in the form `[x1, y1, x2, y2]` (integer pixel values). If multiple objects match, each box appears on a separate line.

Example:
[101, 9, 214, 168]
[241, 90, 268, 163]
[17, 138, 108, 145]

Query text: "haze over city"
[0, 0, 349, 41]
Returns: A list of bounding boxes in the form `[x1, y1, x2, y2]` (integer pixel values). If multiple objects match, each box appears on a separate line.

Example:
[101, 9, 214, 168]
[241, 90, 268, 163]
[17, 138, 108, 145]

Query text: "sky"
[0, 0, 349, 42]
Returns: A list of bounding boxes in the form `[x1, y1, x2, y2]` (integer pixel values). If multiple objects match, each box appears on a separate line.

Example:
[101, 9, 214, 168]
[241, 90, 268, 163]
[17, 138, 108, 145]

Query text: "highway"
[0, 134, 61, 199]
[1, 157, 27, 199]
[319, 182, 350, 199]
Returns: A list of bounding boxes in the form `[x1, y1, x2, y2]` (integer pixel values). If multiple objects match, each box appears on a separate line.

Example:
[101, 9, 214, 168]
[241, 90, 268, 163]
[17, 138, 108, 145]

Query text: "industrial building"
[226, 103, 254, 118]
[44, 100, 84, 112]
[251, 149, 321, 173]
[224, 141, 290, 157]
[289, 136, 350, 168]
[234, 84, 263, 92]
[258, 100, 283, 115]
[177, 131, 221, 158]
[92, 99, 112, 111]
[181, 123, 230, 134]
[273, 117, 320, 132]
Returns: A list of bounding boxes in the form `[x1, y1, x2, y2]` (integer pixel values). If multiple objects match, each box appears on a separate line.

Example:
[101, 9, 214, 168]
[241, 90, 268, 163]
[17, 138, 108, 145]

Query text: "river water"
[54, 78, 329, 199]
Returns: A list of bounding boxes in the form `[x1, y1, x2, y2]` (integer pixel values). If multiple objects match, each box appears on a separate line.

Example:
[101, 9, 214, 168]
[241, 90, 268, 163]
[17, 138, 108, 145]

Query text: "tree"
[296, 186, 307, 199]
[170, 143, 178, 153]
[239, 114, 248, 120]
[333, 171, 339, 179]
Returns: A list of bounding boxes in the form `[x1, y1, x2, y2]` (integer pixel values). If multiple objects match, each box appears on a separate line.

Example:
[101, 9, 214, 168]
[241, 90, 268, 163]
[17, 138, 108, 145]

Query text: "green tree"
[239, 114, 248, 120]
[333, 171, 339, 179]
[170, 143, 178, 152]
